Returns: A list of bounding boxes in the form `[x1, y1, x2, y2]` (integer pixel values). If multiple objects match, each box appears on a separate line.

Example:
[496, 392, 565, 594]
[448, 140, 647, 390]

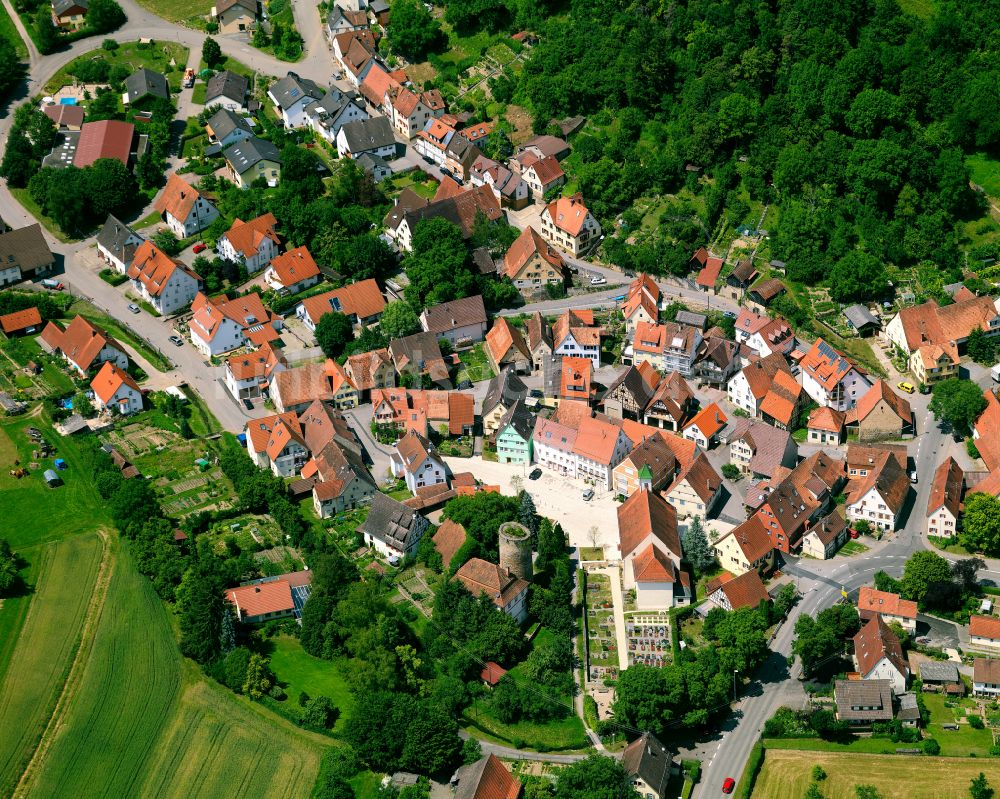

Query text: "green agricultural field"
[0, 533, 105, 798]
[753, 749, 1000, 799]
[142, 680, 325, 799]
[0, 414, 111, 550]
[24, 546, 325, 798]
[268, 635, 356, 729]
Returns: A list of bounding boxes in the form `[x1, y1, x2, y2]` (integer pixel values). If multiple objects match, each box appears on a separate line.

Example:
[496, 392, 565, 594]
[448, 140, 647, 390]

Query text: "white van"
[991, 363, 1000, 383]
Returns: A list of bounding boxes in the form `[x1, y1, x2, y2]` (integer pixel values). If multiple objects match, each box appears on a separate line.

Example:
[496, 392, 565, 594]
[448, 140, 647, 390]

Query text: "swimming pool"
[59, 98, 78, 105]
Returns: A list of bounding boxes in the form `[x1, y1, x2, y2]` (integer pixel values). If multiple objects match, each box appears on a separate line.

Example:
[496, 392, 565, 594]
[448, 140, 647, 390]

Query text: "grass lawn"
[191, 83, 206, 104]
[0, 533, 105, 799]
[752, 749, 1000, 799]
[199, 54, 256, 80]
[43, 42, 191, 95]
[385, 170, 439, 200]
[68, 299, 172, 372]
[464, 628, 588, 751]
[9, 188, 74, 243]
[923, 693, 994, 756]
[268, 635, 357, 730]
[0, 413, 112, 551]
[0, 0, 27, 59]
[456, 344, 496, 384]
[580, 547, 604, 561]
[838, 540, 870, 556]
[968, 153, 1000, 198]
[181, 384, 222, 436]
[130, 0, 208, 27]
[763, 737, 917, 756]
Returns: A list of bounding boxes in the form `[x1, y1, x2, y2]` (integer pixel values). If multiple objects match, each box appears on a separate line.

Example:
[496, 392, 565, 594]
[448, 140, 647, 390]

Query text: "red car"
[849, 528, 859, 539]
[192, 243, 207, 254]
[722, 777, 736, 794]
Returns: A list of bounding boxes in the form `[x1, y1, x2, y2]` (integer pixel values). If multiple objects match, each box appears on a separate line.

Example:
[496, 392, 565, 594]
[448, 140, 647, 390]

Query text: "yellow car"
[897, 381, 915, 394]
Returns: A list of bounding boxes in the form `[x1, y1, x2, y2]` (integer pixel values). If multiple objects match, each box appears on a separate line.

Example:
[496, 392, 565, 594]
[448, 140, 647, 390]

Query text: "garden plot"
[204, 514, 284, 553]
[254, 545, 305, 575]
[584, 572, 619, 684]
[103, 423, 178, 462]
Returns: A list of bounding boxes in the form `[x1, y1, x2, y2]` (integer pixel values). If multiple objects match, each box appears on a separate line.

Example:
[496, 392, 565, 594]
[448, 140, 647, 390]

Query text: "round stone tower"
[498, 521, 533, 581]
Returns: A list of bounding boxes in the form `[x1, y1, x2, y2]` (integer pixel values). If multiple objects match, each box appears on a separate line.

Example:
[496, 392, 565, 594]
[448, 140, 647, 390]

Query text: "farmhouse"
[419, 295, 488, 347]
[845, 380, 913, 441]
[502, 226, 565, 293]
[707, 569, 769, 612]
[834, 680, 894, 727]
[927, 457, 963, 538]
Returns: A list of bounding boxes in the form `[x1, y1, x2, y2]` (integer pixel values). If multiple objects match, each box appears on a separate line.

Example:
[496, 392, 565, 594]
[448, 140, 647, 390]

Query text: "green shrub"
[924, 738, 940, 755]
[969, 715, 985, 730]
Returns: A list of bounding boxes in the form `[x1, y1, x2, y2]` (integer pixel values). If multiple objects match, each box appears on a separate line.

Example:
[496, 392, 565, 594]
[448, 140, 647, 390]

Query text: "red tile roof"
[433, 519, 469, 569]
[298, 279, 385, 324]
[854, 615, 907, 677]
[154, 173, 204, 224]
[858, 586, 917, 621]
[127, 240, 194, 298]
[544, 193, 592, 236]
[74, 120, 134, 167]
[685, 402, 727, 439]
[226, 580, 294, 619]
[268, 245, 319, 287]
[503, 225, 564, 279]
[717, 569, 769, 610]
[480, 661, 507, 686]
[631, 543, 677, 583]
[971, 615, 1000, 640]
[696, 256, 724, 288]
[617, 489, 680, 560]
[0, 307, 41, 334]
[928, 456, 964, 519]
[90, 361, 140, 404]
[808, 406, 846, 433]
[223, 213, 279, 258]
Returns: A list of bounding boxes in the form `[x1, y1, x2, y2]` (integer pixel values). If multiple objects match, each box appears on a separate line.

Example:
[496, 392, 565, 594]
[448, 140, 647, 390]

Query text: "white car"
[590, 276, 607, 286]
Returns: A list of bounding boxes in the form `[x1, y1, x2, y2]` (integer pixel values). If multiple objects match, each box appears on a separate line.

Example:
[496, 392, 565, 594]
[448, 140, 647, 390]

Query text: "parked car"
[528, 468, 542, 481]
[529, 389, 544, 399]
[127, 303, 140, 314]
[192, 242, 207, 254]
[723, 777, 736, 794]
[582, 488, 594, 501]
[242, 399, 254, 410]
[910, 470, 919, 484]
[590, 276, 607, 286]
[168, 335, 184, 346]
[723, 310, 737, 318]
[897, 381, 915, 394]
[849, 528, 859, 539]
[457, 379, 473, 390]
[41, 279, 64, 290]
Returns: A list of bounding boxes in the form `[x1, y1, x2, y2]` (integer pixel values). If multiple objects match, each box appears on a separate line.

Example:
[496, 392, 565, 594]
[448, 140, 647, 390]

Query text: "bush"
[970, 715, 985, 729]
[721, 463, 742, 481]
[924, 738, 940, 755]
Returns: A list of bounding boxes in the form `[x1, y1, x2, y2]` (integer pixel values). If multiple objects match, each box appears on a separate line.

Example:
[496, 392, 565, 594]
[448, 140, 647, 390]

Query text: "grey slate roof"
[483, 368, 528, 418]
[497, 399, 534, 442]
[356, 152, 390, 177]
[125, 68, 169, 104]
[844, 303, 880, 330]
[675, 310, 707, 330]
[96, 215, 142, 266]
[0, 224, 54, 274]
[359, 492, 427, 551]
[53, 0, 87, 15]
[421, 295, 487, 335]
[268, 72, 324, 110]
[603, 365, 657, 410]
[339, 116, 396, 153]
[897, 692, 920, 721]
[919, 661, 960, 683]
[206, 70, 249, 106]
[207, 108, 253, 142]
[835, 679, 893, 722]
[223, 137, 281, 174]
[622, 732, 673, 797]
[307, 89, 363, 125]
[369, 0, 389, 12]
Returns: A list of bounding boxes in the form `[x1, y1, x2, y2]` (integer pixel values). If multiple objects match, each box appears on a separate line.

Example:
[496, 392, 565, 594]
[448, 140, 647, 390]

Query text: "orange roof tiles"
[454, 557, 529, 608]
[559, 356, 593, 402]
[485, 318, 530, 367]
[433, 519, 469, 569]
[223, 213, 279, 258]
[808, 406, 846, 433]
[685, 402, 727, 439]
[503, 226, 564, 279]
[927, 457, 964, 518]
[39, 315, 125, 372]
[544, 193, 592, 236]
[617, 489, 680, 559]
[573, 415, 622, 465]
[74, 119, 133, 167]
[717, 569, 769, 610]
[847, 380, 912, 426]
[858, 586, 917, 620]
[0, 307, 41, 334]
[696, 256, 724, 288]
[154, 173, 205, 224]
[127, 240, 194, 297]
[226, 580, 294, 619]
[90, 361, 139, 404]
[298, 279, 385, 324]
[268, 246, 319, 288]
[721, 516, 773, 564]
[971, 615, 1000, 640]
[631, 543, 677, 583]
[854, 615, 907, 677]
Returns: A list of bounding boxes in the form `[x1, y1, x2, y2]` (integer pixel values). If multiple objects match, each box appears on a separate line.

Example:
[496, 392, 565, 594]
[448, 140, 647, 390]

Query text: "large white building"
[126, 241, 201, 316]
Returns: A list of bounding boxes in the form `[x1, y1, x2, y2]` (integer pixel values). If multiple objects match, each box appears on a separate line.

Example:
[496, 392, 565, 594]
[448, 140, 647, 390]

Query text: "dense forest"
[500, 0, 1000, 285]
